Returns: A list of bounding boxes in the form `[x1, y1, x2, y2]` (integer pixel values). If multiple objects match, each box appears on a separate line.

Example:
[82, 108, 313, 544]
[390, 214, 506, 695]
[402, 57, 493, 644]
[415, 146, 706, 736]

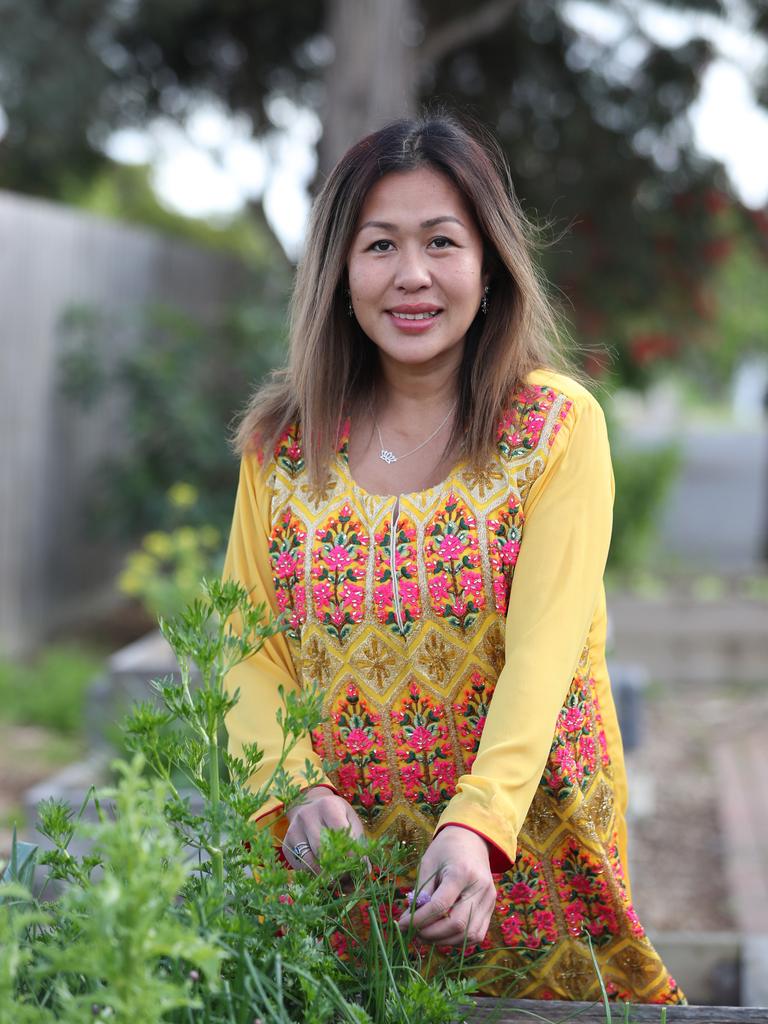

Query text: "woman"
[222, 112, 684, 1003]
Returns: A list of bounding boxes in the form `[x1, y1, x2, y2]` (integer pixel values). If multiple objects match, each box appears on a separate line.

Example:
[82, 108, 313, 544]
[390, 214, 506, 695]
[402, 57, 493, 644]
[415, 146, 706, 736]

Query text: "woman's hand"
[397, 826, 497, 947]
[282, 786, 366, 872]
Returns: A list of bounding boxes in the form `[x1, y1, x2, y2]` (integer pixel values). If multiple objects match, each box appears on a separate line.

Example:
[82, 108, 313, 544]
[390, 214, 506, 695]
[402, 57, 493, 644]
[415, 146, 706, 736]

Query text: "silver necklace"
[373, 402, 457, 465]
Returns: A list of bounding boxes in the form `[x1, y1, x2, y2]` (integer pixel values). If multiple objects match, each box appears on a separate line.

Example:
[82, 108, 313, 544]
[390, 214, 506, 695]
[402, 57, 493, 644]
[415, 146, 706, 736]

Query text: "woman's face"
[346, 166, 488, 373]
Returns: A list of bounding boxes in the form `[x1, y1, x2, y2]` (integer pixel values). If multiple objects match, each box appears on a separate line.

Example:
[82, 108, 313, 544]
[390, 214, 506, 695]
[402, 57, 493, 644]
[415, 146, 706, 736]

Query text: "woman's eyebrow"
[358, 215, 466, 232]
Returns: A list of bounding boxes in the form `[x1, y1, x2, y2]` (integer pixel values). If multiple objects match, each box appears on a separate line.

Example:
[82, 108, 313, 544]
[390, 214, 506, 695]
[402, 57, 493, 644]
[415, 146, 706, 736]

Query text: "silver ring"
[292, 842, 312, 860]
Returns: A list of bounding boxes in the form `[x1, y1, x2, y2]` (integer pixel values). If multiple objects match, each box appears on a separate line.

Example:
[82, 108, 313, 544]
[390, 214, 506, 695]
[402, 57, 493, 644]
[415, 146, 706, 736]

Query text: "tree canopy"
[2, 0, 767, 384]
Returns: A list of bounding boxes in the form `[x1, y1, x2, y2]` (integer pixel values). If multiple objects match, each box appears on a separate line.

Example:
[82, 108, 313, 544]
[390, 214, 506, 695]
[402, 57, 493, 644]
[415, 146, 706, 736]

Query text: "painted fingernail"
[405, 890, 431, 909]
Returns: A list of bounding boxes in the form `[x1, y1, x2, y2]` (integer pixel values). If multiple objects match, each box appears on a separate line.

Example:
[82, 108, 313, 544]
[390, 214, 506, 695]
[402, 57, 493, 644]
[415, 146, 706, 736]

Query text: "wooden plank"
[713, 741, 768, 933]
[464, 997, 768, 1022]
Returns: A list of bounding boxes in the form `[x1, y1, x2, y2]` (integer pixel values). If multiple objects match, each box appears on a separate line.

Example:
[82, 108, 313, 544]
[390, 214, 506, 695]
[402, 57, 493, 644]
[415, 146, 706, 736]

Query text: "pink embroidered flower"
[432, 760, 457, 785]
[313, 582, 333, 606]
[437, 533, 465, 560]
[427, 574, 451, 600]
[337, 763, 359, 789]
[273, 552, 297, 579]
[398, 579, 420, 604]
[509, 882, 534, 903]
[459, 570, 484, 598]
[325, 544, 352, 570]
[408, 725, 438, 753]
[561, 706, 585, 733]
[400, 763, 423, 788]
[532, 909, 557, 932]
[345, 728, 374, 755]
[499, 539, 520, 565]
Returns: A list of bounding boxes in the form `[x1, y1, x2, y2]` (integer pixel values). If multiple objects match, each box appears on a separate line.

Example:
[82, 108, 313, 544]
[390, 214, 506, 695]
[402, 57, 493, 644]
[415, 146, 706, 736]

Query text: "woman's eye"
[429, 236, 454, 249]
[369, 239, 394, 253]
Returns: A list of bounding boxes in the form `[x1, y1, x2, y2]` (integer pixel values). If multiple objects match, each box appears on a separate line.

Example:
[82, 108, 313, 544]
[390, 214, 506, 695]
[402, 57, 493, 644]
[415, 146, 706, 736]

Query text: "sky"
[103, 0, 768, 258]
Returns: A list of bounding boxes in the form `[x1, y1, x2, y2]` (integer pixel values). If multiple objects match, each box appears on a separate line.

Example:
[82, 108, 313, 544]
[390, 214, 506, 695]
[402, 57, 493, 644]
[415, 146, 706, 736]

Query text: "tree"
[1, 0, 766, 385]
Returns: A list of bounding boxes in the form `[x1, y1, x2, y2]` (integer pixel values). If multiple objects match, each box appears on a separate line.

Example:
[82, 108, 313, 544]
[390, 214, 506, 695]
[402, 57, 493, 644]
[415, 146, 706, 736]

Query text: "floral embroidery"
[425, 492, 484, 631]
[275, 424, 304, 477]
[330, 681, 392, 823]
[392, 680, 455, 817]
[487, 493, 525, 613]
[452, 671, 496, 771]
[496, 386, 572, 460]
[496, 849, 559, 962]
[312, 503, 368, 643]
[374, 512, 421, 636]
[553, 836, 618, 947]
[268, 507, 307, 640]
[541, 673, 606, 803]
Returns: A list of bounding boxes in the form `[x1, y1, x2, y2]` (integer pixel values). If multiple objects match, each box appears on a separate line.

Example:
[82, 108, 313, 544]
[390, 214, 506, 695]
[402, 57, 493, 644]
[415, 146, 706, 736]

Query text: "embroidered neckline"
[335, 415, 468, 503]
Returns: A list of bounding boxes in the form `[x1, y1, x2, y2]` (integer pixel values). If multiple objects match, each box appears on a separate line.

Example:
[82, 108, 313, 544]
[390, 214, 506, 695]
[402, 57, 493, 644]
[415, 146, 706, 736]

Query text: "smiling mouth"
[389, 310, 441, 321]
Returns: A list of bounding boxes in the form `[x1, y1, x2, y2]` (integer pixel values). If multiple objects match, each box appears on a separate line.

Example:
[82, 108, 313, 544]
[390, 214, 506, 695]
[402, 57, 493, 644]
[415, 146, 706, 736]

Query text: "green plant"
[0, 581, 477, 1023]
[607, 440, 681, 577]
[118, 482, 224, 620]
[0, 645, 104, 735]
[58, 292, 288, 540]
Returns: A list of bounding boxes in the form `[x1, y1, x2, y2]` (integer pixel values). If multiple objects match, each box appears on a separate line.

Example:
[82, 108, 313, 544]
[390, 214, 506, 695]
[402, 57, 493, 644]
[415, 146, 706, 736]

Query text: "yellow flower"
[173, 527, 199, 551]
[199, 525, 221, 548]
[167, 482, 198, 508]
[143, 531, 173, 559]
[126, 552, 157, 576]
[117, 570, 142, 596]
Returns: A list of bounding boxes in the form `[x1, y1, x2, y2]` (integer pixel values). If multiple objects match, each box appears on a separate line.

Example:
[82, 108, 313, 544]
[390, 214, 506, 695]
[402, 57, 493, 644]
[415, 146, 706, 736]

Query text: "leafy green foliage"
[4, 0, 766, 387]
[118, 483, 224, 620]
[0, 645, 104, 735]
[0, 580, 478, 1022]
[58, 291, 287, 539]
[608, 441, 681, 576]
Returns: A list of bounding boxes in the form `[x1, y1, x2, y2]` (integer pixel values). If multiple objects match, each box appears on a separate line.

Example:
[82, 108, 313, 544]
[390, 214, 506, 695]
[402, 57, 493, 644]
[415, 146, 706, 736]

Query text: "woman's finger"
[282, 832, 319, 872]
[415, 889, 495, 946]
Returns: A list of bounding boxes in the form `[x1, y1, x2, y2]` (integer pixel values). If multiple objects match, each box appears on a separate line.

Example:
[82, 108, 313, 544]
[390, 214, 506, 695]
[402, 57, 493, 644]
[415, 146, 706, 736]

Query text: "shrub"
[0, 645, 104, 735]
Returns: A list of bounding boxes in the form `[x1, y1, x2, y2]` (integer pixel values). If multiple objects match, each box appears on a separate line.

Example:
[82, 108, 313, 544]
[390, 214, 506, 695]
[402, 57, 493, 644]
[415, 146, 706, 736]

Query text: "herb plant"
[0, 580, 476, 1023]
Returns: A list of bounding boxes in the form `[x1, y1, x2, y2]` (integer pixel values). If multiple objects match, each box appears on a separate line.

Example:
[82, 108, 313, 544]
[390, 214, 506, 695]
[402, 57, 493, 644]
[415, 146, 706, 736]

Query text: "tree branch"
[418, 0, 520, 67]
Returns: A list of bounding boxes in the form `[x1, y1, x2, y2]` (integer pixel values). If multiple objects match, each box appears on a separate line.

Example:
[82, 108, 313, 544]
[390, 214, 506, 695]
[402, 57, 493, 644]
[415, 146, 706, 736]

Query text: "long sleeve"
[435, 387, 615, 866]
[222, 453, 334, 834]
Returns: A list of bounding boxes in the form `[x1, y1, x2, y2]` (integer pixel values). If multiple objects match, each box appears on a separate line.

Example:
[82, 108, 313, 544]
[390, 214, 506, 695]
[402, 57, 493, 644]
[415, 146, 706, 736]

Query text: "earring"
[346, 289, 354, 318]
[481, 285, 489, 315]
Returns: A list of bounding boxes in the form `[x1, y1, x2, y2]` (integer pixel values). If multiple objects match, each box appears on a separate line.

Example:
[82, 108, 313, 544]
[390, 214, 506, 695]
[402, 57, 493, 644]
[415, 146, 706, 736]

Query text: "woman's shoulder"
[521, 367, 602, 414]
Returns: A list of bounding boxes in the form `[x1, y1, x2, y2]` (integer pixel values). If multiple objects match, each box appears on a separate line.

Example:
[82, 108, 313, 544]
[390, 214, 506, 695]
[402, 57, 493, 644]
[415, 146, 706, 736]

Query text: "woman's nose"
[393, 247, 431, 290]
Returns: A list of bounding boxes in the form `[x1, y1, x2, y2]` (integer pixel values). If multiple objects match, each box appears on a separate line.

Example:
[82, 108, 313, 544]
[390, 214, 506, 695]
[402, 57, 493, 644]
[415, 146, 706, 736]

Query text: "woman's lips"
[387, 310, 442, 332]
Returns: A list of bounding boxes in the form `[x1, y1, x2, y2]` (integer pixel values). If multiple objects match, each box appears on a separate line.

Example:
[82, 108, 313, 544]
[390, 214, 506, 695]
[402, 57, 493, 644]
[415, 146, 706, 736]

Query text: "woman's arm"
[435, 388, 614, 864]
[402, 388, 614, 943]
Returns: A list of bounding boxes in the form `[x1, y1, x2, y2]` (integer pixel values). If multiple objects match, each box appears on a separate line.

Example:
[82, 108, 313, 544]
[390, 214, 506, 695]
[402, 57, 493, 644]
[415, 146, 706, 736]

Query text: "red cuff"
[434, 822, 513, 874]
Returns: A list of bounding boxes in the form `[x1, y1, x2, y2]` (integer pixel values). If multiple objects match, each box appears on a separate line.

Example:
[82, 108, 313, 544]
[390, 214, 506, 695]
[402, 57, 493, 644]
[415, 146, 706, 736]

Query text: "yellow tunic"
[223, 368, 684, 1003]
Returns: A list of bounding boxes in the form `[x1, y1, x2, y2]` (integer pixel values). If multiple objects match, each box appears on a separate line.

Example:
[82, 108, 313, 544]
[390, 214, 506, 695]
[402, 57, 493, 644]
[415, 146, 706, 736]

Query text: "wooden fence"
[0, 190, 247, 655]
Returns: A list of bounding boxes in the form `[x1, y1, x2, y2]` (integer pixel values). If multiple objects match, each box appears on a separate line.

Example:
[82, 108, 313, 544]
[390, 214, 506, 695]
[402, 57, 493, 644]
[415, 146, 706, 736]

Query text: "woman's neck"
[373, 351, 460, 418]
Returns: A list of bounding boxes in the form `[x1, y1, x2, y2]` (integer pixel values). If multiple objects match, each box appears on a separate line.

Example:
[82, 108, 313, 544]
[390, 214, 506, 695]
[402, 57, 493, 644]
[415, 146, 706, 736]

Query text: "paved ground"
[627, 677, 768, 933]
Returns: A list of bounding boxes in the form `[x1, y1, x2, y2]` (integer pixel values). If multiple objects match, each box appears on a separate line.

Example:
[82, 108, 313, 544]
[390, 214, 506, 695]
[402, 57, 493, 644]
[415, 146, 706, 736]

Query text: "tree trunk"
[318, 0, 419, 180]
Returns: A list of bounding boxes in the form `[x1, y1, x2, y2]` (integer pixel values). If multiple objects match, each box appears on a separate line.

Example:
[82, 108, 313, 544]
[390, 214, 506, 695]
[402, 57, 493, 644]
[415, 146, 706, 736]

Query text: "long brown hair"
[234, 110, 576, 479]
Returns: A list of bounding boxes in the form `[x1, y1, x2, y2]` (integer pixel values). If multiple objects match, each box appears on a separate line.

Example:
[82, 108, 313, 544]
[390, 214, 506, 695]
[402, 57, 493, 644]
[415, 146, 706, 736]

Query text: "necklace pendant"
[380, 449, 397, 464]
